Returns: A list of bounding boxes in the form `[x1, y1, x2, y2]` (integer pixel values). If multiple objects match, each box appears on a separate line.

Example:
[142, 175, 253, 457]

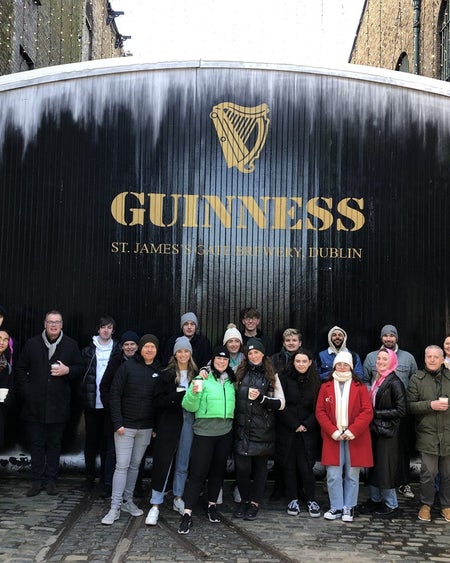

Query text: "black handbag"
[371, 418, 398, 438]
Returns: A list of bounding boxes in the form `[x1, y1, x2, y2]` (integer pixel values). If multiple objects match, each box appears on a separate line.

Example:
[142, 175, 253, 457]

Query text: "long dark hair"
[210, 362, 236, 383]
[287, 348, 321, 397]
[235, 355, 276, 386]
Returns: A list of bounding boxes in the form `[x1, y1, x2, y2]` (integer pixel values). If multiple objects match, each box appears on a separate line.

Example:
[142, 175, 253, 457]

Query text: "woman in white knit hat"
[222, 323, 244, 372]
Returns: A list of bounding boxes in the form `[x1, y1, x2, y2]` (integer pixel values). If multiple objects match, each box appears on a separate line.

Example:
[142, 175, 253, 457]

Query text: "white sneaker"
[145, 506, 159, 525]
[101, 508, 120, 525]
[173, 497, 185, 515]
[342, 507, 354, 522]
[121, 500, 144, 517]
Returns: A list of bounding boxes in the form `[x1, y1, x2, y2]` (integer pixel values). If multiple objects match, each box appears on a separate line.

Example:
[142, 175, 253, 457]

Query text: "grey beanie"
[380, 325, 398, 339]
[173, 336, 193, 355]
[180, 312, 198, 329]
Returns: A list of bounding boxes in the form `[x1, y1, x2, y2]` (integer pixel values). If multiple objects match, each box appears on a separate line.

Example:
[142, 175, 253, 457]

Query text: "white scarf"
[332, 371, 352, 432]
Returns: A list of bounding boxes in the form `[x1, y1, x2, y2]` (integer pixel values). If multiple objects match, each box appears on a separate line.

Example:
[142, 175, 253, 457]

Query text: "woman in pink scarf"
[361, 348, 407, 517]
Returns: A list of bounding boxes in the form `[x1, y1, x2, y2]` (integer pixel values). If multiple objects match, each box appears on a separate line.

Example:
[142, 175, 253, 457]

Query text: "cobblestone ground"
[0, 476, 449, 562]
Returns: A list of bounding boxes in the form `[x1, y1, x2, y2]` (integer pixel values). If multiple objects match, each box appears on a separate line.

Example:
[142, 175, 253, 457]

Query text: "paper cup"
[248, 387, 257, 399]
[194, 380, 203, 392]
[0, 388, 9, 402]
[439, 396, 449, 405]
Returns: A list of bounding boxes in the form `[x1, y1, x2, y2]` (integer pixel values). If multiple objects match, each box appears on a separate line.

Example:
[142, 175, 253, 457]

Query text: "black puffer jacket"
[81, 340, 122, 409]
[234, 364, 280, 457]
[109, 354, 161, 431]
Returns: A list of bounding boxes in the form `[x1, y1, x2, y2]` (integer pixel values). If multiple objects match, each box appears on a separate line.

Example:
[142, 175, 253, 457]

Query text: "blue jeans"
[369, 485, 398, 509]
[326, 441, 361, 509]
[172, 410, 194, 497]
[150, 466, 172, 505]
[111, 427, 152, 509]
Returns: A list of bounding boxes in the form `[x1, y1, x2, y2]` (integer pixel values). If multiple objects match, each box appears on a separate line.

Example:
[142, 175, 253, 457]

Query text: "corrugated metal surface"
[0, 61, 449, 360]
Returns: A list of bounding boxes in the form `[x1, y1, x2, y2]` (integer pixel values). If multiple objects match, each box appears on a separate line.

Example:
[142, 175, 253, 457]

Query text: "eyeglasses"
[46, 320, 62, 325]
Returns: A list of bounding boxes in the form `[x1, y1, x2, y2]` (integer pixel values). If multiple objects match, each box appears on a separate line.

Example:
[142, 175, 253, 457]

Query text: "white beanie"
[223, 323, 243, 345]
[333, 351, 353, 369]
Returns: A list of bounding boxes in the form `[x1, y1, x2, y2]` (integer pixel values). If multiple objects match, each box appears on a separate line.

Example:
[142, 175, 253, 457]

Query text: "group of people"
[1, 305, 449, 534]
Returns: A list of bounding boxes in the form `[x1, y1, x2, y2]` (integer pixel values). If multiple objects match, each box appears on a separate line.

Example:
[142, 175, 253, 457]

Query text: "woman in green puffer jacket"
[176, 346, 236, 534]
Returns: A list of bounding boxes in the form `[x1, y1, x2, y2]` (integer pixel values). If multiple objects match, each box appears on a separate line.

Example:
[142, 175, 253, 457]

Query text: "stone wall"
[0, 0, 123, 76]
[350, 0, 443, 79]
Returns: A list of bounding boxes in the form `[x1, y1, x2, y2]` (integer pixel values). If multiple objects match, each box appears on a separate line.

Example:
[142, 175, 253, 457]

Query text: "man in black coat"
[162, 312, 211, 368]
[15, 310, 84, 497]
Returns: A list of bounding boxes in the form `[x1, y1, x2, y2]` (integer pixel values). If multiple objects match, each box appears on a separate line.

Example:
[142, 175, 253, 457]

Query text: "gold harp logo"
[210, 102, 270, 174]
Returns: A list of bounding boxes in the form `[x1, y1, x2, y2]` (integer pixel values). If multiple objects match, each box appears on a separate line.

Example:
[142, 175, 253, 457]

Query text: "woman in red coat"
[315, 351, 373, 522]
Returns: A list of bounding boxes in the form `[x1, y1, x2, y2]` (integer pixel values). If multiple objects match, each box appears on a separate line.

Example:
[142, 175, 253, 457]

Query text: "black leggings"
[234, 453, 269, 504]
[184, 430, 233, 510]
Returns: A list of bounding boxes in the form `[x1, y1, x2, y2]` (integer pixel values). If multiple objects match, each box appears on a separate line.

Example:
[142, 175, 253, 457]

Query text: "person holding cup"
[233, 338, 285, 521]
[15, 310, 84, 497]
[177, 346, 236, 534]
[0, 328, 13, 447]
[145, 336, 197, 526]
[407, 345, 450, 523]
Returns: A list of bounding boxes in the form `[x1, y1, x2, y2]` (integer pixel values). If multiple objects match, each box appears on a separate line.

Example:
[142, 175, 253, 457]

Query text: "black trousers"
[28, 421, 65, 484]
[283, 434, 316, 502]
[184, 430, 233, 511]
[84, 408, 106, 479]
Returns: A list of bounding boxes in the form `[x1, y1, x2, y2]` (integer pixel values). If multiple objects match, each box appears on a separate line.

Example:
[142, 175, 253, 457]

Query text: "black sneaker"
[324, 507, 343, 520]
[178, 513, 192, 534]
[207, 504, 221, 523]
[307, 501, 321, 518]
[46, 482, 58, 495]
[244, 502, 259, 521]
[358, 498, 383, 514]
[233, 502, 248, 518]
[26, 482, 43, 497]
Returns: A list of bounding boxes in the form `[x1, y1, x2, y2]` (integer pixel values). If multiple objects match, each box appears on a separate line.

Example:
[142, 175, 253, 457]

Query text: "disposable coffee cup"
[0, 388, 8, 402]
[194, 380, 203, 392]
[248, 387, 257, 399]
[439, 396, 449, 405]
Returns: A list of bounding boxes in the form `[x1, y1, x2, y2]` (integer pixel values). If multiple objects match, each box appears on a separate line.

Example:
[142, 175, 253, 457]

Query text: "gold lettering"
[236, 197, 269, 229]
[148, 194, 180, 227]
[336, 198, 365, 231]
[182, 195, 199, 227]
[203, 196, 234, 228]
[271, 197, 303, 230]
[111, 192, 145, 226]
[305, 197, 334, 230]
[110, 193, 366, 233]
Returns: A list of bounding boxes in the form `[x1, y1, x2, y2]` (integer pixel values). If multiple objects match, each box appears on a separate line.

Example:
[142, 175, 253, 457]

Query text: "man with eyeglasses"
[15, 310, 84, 497]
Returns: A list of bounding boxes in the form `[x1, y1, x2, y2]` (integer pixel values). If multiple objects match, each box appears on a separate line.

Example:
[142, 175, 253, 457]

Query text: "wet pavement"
[0, 475, 448, 562]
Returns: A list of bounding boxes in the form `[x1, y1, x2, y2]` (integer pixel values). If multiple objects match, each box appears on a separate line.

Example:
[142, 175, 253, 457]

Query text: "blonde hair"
[166, 354, 198, 384]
